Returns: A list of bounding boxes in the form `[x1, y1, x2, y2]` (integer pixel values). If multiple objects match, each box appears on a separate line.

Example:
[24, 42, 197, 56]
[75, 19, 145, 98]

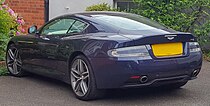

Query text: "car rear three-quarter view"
[6, 12, 202, 101]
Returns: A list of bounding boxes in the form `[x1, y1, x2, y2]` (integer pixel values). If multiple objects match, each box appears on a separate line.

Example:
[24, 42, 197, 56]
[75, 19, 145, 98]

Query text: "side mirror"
[28, 25, 37, 34]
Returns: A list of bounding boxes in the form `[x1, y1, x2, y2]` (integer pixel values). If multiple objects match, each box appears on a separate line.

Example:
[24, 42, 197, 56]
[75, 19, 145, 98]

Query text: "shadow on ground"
[24, 73, 190, 102]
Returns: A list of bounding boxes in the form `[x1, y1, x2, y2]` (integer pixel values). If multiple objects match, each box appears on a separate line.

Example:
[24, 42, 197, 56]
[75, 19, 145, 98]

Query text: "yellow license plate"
[152, 42, 183, 57]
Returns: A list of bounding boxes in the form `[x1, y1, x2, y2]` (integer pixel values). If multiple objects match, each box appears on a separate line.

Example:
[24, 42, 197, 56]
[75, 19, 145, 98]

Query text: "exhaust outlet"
[192, 70, 199, 77]
[140, 76, 148, 83]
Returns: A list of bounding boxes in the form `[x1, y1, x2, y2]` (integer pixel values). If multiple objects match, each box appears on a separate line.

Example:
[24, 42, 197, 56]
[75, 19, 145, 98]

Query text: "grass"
[0, 65, 8, 76]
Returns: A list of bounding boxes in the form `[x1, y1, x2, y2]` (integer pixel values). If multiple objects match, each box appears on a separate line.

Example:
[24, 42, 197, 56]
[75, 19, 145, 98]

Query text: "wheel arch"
[68, 51, 86, 65]
[7, 41, 15, 49]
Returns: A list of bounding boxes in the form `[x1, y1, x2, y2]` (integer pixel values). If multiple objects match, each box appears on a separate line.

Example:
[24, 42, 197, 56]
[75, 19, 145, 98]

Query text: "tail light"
[189, 42, 201, 53]
[108, 45, 151, 59]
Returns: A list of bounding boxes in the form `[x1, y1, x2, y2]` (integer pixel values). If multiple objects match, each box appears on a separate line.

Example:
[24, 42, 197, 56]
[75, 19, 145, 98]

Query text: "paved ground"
[0, 61, 210, 106]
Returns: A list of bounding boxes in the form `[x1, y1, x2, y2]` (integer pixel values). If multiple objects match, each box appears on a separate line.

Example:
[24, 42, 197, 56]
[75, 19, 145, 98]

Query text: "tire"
[6, 44, 25, 77]
[70, 55, 104, 100]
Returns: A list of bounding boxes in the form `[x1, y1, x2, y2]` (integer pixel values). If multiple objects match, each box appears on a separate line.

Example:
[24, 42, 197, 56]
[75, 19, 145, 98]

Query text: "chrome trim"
[164, 35, 177, 40]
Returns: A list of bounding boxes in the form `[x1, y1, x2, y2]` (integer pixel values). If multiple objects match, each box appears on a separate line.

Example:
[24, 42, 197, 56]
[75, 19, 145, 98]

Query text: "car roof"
[75, 11, 132, 16]
[53, 11, 175, 34]
[57, 11, 136, 19]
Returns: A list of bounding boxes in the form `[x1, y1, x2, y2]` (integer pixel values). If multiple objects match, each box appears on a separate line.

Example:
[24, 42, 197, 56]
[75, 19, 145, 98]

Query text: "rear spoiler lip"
[118, 33, 196, 48]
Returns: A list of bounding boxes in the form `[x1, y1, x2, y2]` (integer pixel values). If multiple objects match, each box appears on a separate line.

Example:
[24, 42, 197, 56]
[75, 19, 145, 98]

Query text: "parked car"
[6, 11, 202, 100]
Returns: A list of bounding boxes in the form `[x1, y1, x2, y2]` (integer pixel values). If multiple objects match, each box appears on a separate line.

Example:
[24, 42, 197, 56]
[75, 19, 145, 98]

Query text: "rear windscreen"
[91, 14, 169, 31]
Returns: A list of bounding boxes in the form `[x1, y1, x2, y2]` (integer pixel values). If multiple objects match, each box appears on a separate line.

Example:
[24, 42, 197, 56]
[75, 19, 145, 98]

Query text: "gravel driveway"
[0, 61, 209, 106]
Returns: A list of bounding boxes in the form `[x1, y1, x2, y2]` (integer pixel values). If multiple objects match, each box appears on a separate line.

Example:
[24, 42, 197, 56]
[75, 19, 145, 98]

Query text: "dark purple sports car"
[6, 11, 202, 100]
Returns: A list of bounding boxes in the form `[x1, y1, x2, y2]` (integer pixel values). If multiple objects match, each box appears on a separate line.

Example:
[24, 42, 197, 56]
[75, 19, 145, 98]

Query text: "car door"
[28, 18, 77, 78]
[55, 18, 90, 79]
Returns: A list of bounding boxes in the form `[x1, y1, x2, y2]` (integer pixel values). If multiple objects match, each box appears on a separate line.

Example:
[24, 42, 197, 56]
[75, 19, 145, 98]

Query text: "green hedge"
[0, 34, 9, 61]
[0, 66, 8, 76]
[132, 0, 210, 52]
[86, 3, 117, 11]
[0, 9, 14, 61]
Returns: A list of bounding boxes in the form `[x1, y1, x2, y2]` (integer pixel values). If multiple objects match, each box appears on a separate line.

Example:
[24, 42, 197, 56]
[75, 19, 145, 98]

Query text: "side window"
[67, 20, 88, 34]
[41, 18, 75, 35]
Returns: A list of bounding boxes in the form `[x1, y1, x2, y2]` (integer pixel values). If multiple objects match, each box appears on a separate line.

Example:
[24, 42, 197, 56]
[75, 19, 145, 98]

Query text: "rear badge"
[165, 35, 177, 40]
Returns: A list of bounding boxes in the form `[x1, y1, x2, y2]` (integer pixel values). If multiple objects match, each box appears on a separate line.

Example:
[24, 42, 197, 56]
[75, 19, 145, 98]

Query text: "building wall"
[6, 0, 114, 30]
[6, 0, 45, 30]
[49, 0, 113, 19]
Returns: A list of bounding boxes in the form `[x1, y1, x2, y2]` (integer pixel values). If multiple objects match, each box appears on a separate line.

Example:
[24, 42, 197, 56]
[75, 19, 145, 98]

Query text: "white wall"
[49, 0, 113, 19]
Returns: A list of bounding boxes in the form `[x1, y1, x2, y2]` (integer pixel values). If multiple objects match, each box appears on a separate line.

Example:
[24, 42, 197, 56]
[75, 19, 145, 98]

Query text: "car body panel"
[7, 11, 202, 88]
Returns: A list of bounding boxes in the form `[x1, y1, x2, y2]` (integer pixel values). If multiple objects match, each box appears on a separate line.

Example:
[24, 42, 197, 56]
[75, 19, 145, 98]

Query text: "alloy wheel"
[71, 59, 90, 97]
[6, 47, 22, 75]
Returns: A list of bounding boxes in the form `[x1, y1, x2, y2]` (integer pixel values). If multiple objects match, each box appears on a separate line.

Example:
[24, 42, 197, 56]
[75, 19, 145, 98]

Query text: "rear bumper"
[122, 75, 195, 88]
[89, 52, 202, 89]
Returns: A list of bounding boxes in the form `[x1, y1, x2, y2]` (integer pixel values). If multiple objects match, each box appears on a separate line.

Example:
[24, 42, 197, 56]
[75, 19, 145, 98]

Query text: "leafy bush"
[132, 0, 210, 32]
[0, 65, 8, 76]
[86, 3, 117, 11]
[194, 21, 210, 50]
[0, 8, 16, 34]
[0, 34, 9, 61]
[0, 5, 15, 61]
[0, 0, 25, 61]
